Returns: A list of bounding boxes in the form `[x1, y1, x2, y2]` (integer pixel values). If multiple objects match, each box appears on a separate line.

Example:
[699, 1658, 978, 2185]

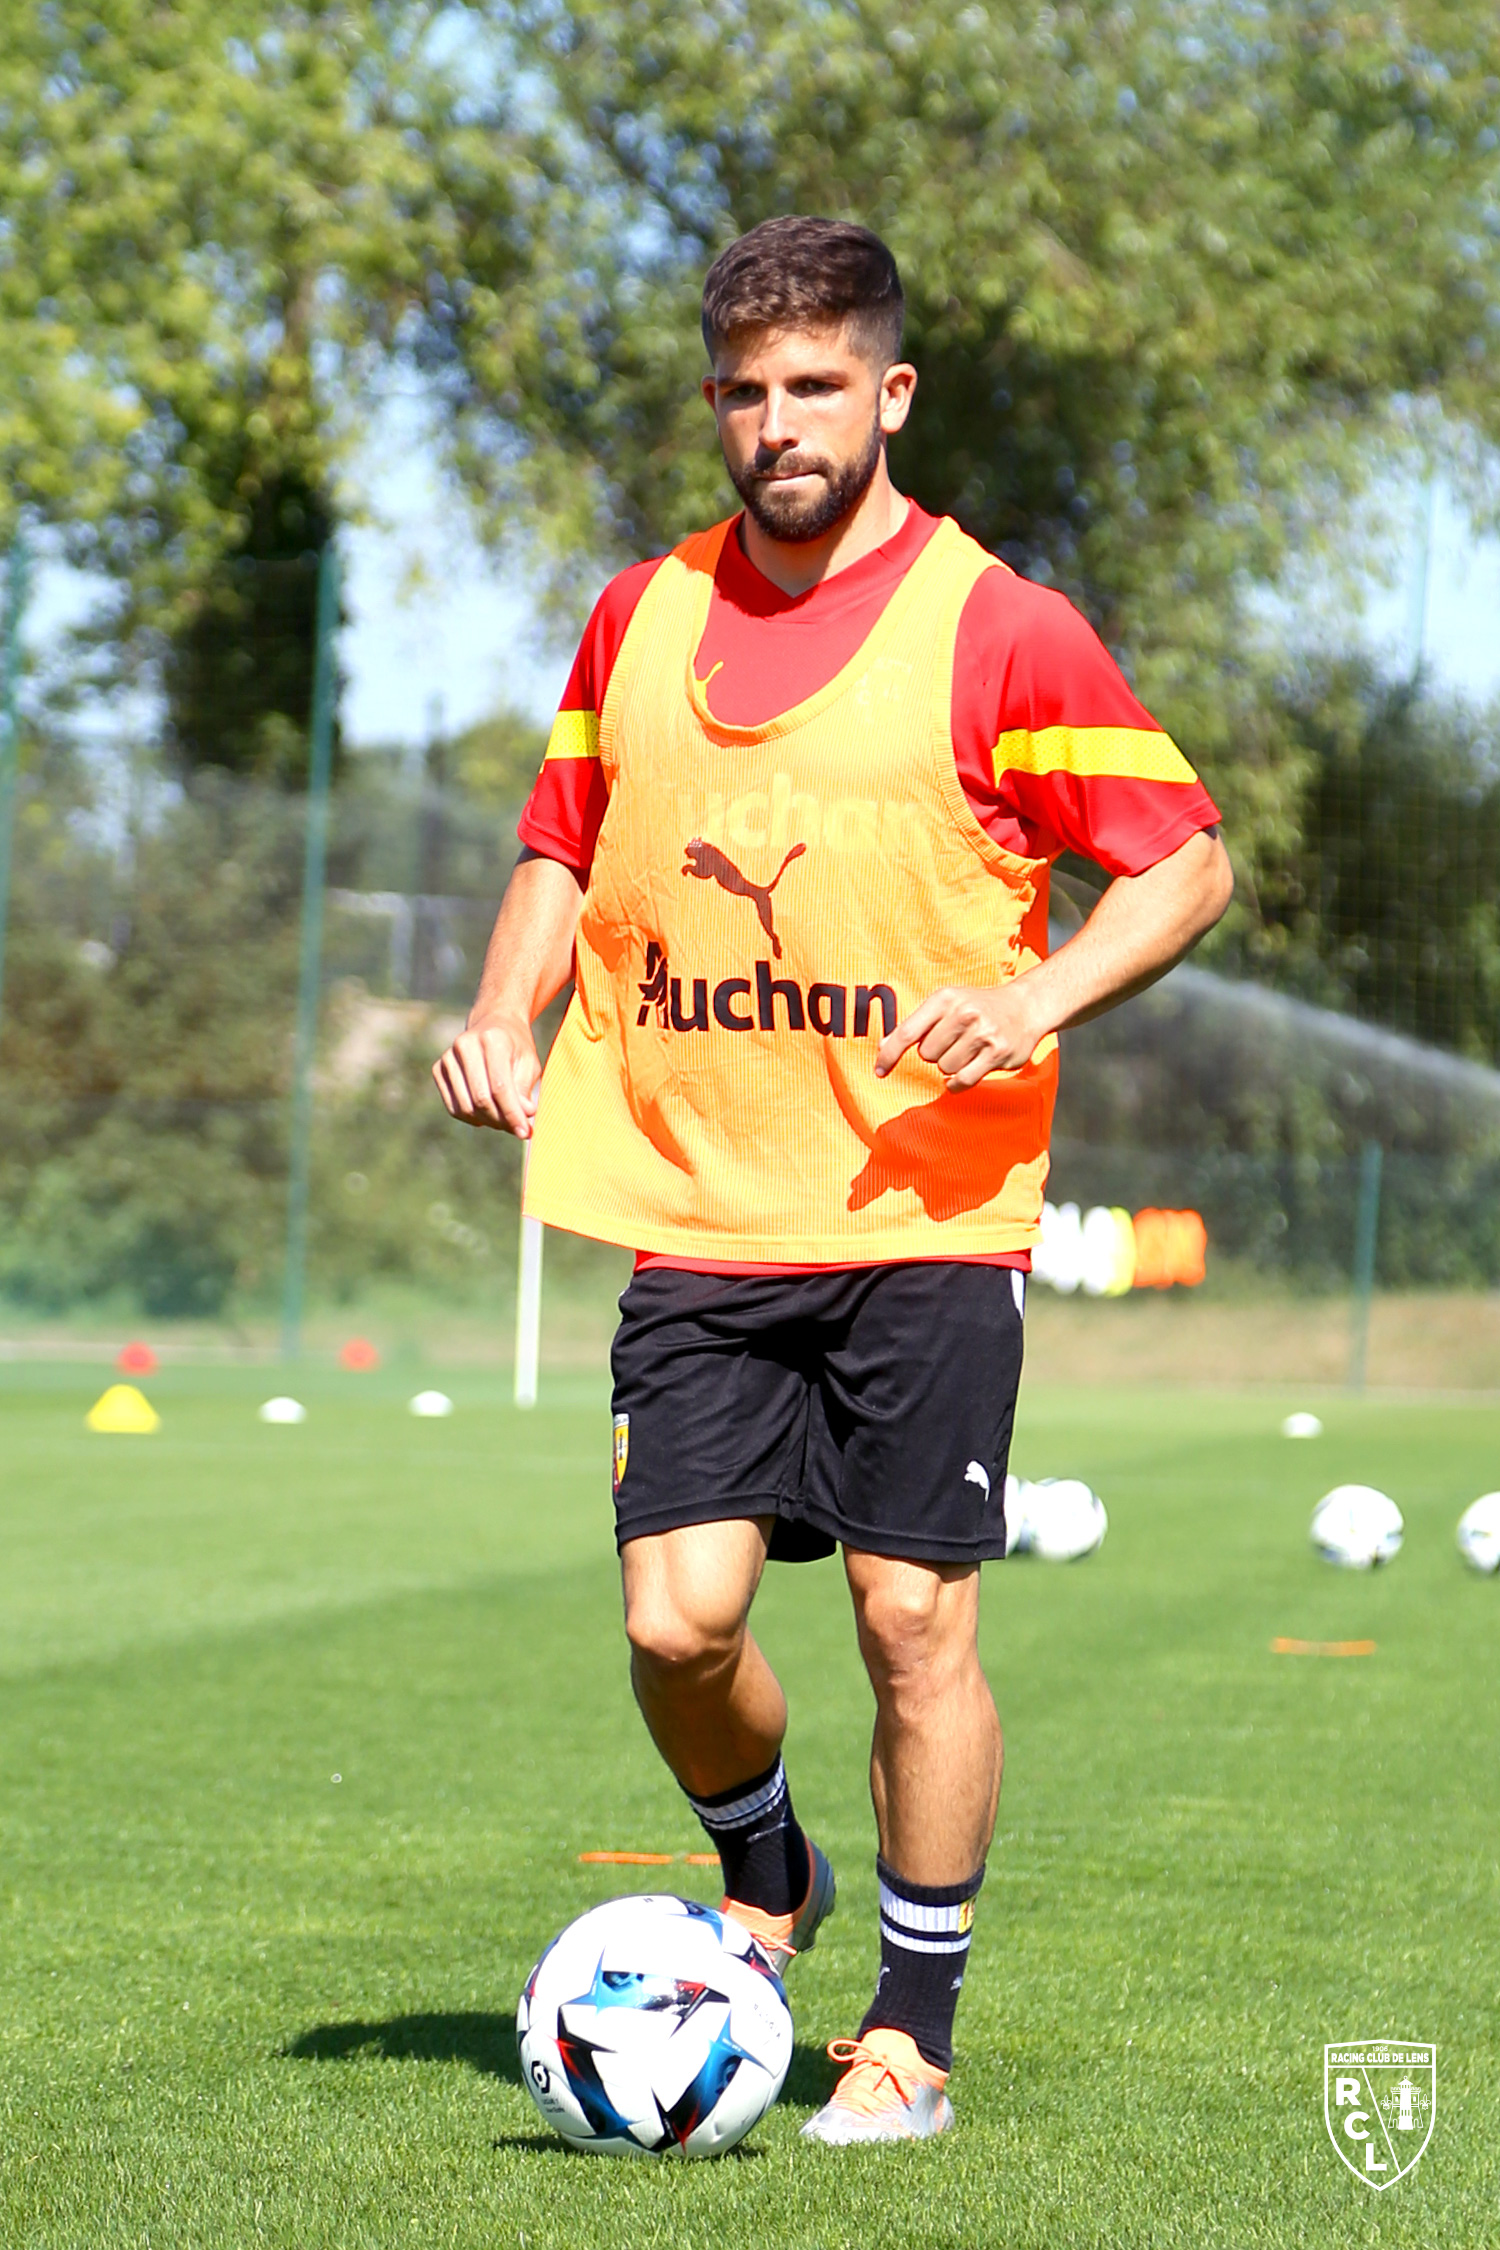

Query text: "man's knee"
[621, 1521, 766, 1680]
[850, 1562, 978, 1706]
[625, 1586, 743, 1676]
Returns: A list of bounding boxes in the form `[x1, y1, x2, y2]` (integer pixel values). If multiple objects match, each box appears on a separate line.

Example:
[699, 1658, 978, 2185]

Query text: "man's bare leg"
[620, 1517, 828, 1943]
[843, 1552, 1001, 1880]
[620, 1517, 781, 1794]
[808, 1548, 998, 2111]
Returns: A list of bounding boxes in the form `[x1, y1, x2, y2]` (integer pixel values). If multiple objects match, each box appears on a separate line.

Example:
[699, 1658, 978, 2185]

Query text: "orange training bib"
[524, 514, 1058, 1261]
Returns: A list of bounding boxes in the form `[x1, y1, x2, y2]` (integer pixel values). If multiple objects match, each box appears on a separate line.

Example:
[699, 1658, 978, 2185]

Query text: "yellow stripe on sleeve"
[992, 724, 1199, 786]
[544, 708, 601, 762]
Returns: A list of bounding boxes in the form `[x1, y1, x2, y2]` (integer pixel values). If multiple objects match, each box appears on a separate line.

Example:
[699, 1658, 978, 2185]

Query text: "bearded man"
[435, 216, 1232, 2142]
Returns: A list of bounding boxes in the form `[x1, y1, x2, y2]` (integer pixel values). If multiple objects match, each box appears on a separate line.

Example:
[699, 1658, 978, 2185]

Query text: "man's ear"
[878, 362, 918, 436]
[701, 375, 718, 410]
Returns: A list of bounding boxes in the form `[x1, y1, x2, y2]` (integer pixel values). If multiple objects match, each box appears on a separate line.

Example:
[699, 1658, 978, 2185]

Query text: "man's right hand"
[432, 1015, 542, 1138]
[431, 848, 585, 1139]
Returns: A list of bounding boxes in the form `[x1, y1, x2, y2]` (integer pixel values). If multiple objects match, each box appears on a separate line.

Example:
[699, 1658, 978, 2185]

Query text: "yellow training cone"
[86, 1383, 160, 1434]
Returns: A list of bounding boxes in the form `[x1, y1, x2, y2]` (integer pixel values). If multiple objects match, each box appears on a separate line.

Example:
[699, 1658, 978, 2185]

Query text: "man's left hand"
[874, 983, 1047, 1089]
[873, 829, 1235, 1092]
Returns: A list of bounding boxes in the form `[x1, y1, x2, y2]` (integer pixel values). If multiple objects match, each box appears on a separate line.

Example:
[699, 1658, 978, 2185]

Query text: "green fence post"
[1347, 1139, 1383, 1394]
[0, 534, 29, 1046]
[280, 544, 341, 1361]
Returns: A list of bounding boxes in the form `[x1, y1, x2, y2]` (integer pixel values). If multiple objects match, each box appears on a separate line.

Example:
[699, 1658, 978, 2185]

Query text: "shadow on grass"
[783, 2040, 839, 2107]
[285, 2013, 523, 2083]
[490, 2136, 767, 2162]
[286, 2013, 838, 2110]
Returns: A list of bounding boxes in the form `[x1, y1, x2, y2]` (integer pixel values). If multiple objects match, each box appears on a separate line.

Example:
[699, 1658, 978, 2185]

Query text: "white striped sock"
[878, 1874, 977, 1956]
[686, 1758, 788, 1835]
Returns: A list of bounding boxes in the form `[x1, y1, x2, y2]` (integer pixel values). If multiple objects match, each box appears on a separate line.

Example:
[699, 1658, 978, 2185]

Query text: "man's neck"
[738, 460, 910, 598]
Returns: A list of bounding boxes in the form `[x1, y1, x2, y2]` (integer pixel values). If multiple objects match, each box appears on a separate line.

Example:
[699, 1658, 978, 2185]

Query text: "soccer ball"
[516, 1894, 793, 2157]
[1006, 1475, 1108, 1561]
[1456, 1492, 1500, 1574]
[1309, 1484, 1403, 1569]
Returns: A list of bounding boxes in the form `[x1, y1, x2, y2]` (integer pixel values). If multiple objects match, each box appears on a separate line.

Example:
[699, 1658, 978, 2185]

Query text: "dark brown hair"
[701, 216, 905, 366]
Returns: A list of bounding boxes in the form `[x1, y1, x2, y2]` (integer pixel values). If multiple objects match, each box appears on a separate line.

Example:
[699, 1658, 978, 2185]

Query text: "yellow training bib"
[525, 515, 1057, 1261]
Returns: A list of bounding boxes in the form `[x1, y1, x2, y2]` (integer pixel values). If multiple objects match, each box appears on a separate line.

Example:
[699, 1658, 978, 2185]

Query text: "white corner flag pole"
[514, 1144, 543, 1409]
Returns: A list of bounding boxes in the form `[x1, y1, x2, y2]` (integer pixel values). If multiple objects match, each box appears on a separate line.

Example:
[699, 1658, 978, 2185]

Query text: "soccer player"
[435, 217, 1232, 2143]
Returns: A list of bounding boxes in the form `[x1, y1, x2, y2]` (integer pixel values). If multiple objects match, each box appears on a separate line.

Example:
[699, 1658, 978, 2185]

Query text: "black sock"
[684, 1756, 810, 1917]
[858, 1856, 985, 2073]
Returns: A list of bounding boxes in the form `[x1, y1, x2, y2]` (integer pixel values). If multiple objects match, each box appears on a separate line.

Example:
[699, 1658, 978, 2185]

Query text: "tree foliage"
[1243, 661, 1500, 1058]
[450, 704, 549, 807]
[426, 0, 1500, 887]
[0, 749, 527, 1314]
[0, 0, 557, 774]
[1, 0, 553, 560]
[6, 0, 1500, 1014]
[163, 519, 336, 786]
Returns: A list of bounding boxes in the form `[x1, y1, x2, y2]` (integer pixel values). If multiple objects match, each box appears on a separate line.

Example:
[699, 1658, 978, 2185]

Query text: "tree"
[8, 0, 1499, 908]
[162, 476, 337, 784]
[1245, 660, 1500, 1058]
[426, 0, 1500, 888]
[0, 740, 531, 1314]
[0, 0, 554, 777]
[450, 704, 549, 808]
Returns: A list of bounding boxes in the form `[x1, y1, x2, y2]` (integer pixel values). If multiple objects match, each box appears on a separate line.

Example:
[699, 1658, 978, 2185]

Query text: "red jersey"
[521, 501, 1218, 876]
[518, 501, 1220, 1276]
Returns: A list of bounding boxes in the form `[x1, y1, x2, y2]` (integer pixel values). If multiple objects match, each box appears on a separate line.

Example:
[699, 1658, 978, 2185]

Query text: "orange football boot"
[800, 2028, 954, 2144]
[721, 1837, 836, 1964]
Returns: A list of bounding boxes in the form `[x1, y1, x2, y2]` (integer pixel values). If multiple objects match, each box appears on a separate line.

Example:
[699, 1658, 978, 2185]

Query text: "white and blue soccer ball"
[516, 1894, 793, 2157]
[1310, 1484, 1403, 1569]
[1456, 1492, 1500, 1574]
[1005, 1475, 1108, 1561]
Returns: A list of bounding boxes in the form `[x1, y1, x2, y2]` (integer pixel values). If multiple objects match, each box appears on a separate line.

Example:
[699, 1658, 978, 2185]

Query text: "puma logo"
[681, 838, 807, 959]
[964, 1461, 991, 1499]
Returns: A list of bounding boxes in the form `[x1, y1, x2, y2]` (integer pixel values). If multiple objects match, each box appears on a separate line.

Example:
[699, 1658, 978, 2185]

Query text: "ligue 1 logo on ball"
[1324, 2041, 1435, 2189]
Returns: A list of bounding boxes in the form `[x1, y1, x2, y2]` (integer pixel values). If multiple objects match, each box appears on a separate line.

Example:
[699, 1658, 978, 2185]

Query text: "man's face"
[703, 322, 916, 543]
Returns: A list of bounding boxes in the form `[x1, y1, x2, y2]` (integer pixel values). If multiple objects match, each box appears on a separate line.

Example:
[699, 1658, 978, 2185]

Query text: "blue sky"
[1344, 475, 1500, 699]
[338, 405, 572, 744]
[28, 411, 1500, 748]
[335, 424, 1500, 745]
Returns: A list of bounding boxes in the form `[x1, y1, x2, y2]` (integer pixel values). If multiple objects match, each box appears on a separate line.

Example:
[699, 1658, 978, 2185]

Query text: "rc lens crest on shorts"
[612, 1414, 630, 1494]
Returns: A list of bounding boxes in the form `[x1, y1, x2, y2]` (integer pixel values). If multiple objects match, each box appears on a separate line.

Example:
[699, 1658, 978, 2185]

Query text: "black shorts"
[609, 1262, 1025, 1566]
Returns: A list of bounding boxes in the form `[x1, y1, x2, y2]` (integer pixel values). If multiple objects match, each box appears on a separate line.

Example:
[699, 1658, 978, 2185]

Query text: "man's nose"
[757, 388, 799, 450]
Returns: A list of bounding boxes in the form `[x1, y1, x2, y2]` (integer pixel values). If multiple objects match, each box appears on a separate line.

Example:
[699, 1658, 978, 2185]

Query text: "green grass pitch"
[1, 1360, 1495, 2247]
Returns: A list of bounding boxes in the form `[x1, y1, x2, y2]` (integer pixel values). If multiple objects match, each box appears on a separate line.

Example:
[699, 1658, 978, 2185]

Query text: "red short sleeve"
[516, 557, 665, 874]
[951, 570, 1221, 876]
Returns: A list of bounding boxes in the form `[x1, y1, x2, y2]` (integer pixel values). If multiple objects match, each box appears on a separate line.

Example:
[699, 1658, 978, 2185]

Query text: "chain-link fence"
[4, 540, 1500, 1357]
[0, 541, 544, 1332]
[1049, 956, 1500, 1289]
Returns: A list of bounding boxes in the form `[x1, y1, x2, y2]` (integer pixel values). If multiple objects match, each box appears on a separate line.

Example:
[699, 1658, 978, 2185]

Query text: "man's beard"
[730, 416, 884, 544]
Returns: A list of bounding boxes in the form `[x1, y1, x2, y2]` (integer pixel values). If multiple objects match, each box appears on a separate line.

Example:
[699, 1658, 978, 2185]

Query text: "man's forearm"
[1023, 829, 1233, 1039]
[466, 848, 586, 1029]
[875, 827, 1232, 1088]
